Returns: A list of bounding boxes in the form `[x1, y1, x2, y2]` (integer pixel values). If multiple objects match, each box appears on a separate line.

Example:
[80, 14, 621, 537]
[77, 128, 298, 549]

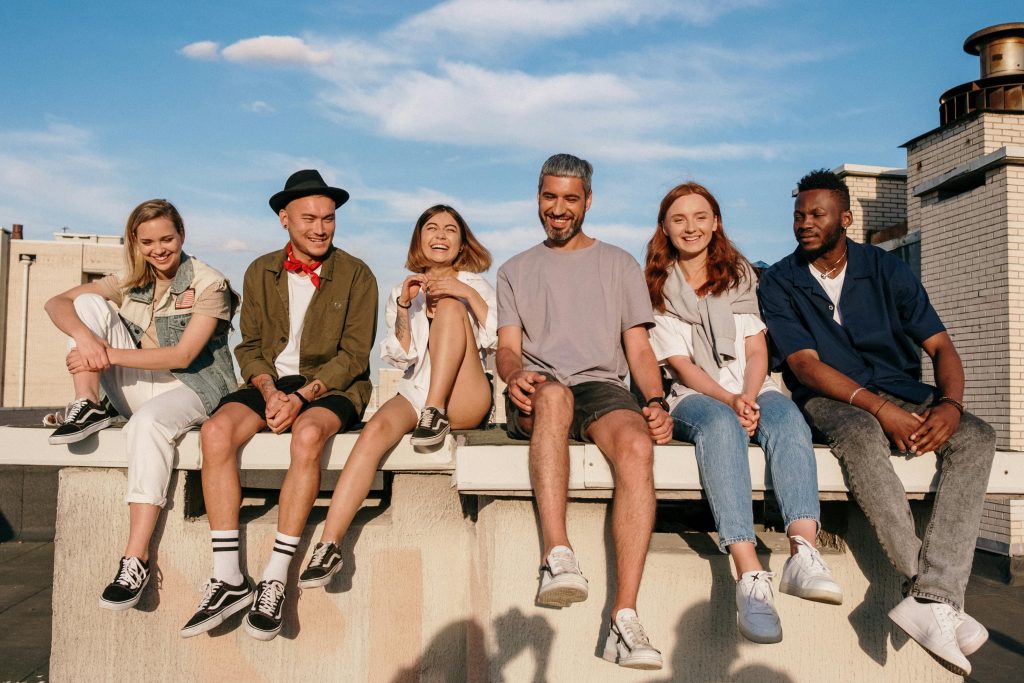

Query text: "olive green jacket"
[234, 245, 378, 416]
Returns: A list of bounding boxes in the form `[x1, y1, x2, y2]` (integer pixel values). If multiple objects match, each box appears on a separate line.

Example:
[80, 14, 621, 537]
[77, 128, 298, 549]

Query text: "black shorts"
[504, 374, 642, 443]
[216, 375, 358, 433]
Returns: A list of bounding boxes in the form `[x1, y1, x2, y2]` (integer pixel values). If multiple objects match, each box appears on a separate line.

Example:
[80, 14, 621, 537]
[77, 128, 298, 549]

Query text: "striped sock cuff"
[211, 530, 239, 552]
[272, 534, 300, 557]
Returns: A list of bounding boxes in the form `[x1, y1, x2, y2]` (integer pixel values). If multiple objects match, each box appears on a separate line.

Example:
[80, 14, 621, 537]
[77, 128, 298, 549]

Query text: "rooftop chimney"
[12, 223, 23, 240]
[940, 23, 1024, 126]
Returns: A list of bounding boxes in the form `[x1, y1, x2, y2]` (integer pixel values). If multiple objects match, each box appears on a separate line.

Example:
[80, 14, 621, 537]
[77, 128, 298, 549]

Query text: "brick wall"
[842, 173, 907, 244]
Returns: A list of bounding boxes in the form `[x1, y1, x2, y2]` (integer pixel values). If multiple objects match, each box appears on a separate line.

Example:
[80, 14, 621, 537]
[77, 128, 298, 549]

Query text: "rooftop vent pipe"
[940, 23, 1024, 126]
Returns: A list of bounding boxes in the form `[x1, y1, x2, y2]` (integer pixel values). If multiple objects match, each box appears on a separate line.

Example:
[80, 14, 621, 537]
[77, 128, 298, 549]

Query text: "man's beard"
[801, 225, 845, 260]
[540, 210, 585, 244]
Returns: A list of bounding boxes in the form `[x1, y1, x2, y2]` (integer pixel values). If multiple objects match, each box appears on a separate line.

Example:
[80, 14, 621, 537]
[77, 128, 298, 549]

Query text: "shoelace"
[64, 399, 89, 424]
[617, 617, 653, 648]
[115, 557, 147, 589]
[934, 604, 962, 637]
[547, 549, 580, 576]
[254, 582, 286, 616]
[744, 572, 777, 615]
[310, 543, 333, 567]
[196, 579, 224, 610]
[794, 537, 832, 575]
[418, 409, 440, 429]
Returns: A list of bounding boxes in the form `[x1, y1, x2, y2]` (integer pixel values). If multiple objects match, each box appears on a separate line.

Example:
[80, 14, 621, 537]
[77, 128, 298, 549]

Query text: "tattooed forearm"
[395, 309, 410, 344]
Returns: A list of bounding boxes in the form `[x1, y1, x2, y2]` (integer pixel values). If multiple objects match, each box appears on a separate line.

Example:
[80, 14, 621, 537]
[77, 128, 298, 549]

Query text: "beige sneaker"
[602, 608, 662, 670]
[536, 545, 588, 607]
[779, 536, 844, 604]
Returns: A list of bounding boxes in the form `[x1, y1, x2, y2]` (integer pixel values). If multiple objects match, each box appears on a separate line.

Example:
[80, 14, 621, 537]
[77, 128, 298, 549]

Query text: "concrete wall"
[1, 239, 121, 407]
[51, 469, 960, 682]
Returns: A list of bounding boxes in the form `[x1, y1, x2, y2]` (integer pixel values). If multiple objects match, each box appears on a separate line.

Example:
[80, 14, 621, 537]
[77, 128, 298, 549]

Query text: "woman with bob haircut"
[298, 204, 495, 587]
[643, 182, 842, 644]
[44, 198, 238, 611]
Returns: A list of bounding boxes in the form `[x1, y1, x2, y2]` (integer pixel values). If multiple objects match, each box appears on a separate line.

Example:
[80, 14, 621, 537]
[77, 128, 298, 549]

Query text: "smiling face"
[537, 175, 591, 245]
[135, 217, 184, 280]
[663, 193, 718, 262]
[280, 194, 336, 263]
[793, 189, 850, 259]
[418, 210, 462, 269]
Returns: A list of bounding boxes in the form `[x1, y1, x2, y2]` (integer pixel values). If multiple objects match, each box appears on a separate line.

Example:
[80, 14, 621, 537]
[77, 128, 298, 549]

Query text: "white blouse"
[649, 312, 780, 411]
[380, 271, 497, 413]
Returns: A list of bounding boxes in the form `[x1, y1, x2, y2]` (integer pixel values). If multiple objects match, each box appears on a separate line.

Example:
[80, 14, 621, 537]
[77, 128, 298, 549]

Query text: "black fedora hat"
[269, 169, 350, 213]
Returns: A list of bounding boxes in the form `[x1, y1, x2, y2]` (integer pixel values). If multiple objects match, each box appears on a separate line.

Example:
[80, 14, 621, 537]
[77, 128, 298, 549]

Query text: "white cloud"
[179, 41, 221, 60]
[243, 100, 274, 114]
[221, 36, 331, 66]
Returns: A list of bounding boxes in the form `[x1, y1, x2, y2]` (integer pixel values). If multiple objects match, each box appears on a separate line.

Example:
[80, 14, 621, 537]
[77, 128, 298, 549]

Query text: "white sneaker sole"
[602, 643, 663, 670]
[410, 427, 450, 448]
[959, 625, 988, 657]
[298, 561, 343, 589]
[245, 617, 283, 641]
[737, 618, 783, 644]
[888, 603, 970, 677]
[49, 416, 112, 445]
[536, 576, 589, 608]
[179, 591, 255, 639]
[98, 573, 150, 611]
[779, 579, 844, 605]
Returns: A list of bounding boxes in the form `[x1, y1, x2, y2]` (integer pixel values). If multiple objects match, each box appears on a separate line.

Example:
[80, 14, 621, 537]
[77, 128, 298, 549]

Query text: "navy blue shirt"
[758, 239, 945, 404]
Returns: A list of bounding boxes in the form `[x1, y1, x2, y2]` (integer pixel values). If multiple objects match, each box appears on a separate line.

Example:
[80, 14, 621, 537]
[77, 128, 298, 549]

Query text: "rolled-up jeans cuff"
[783, 515, 821, 536]
[125, 493, 166, 507]
[909, 588, 960, 611]
[718, 535, 756, 554]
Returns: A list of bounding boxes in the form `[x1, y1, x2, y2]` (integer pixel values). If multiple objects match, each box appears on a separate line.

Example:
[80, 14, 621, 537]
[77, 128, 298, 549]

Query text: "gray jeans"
[803, 392, 995, 609]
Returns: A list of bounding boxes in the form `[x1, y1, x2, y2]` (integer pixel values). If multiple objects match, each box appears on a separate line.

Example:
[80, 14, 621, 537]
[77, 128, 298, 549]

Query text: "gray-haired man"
[496, 153, 671, 670]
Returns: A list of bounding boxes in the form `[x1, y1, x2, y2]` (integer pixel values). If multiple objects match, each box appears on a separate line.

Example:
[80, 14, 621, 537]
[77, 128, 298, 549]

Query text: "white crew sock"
[210, 530, 243, 585]
[261, 532, 301, 584]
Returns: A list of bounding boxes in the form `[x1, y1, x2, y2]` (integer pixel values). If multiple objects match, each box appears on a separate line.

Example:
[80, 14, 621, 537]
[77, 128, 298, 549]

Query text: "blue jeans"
[671, 391, 820, 553]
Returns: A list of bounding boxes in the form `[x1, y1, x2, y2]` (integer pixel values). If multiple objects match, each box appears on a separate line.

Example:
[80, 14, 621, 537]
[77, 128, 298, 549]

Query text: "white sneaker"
[536, 545, 588, 607]
[602, 608, 663, 670]
[736, 571, 782, 644]
[957, 611, 988, 656]
[779, 536, 844, 605]
[888, 596, 971, 676]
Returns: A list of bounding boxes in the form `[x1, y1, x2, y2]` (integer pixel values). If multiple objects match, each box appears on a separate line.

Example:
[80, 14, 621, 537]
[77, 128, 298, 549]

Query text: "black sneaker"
[245, 580, 286, 641]
[98, 557, 150, 611]
[410, 407, 450, 447]
[179, 577, 255, 638]
[298, 542, 343, 589]
[48, 398, 112, 445]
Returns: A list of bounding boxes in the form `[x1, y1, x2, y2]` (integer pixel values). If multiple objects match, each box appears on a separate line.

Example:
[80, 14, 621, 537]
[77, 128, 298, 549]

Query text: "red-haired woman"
[644, 182, 842, 644]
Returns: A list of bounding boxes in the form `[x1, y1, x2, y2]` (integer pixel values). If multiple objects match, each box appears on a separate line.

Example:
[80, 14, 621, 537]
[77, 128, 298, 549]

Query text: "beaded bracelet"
[936, 396, 964, 415]
[848, 387, 865, 405]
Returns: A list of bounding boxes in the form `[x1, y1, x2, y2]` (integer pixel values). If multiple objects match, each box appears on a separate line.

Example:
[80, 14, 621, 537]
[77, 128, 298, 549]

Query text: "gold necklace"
[813, 250, 847, 279]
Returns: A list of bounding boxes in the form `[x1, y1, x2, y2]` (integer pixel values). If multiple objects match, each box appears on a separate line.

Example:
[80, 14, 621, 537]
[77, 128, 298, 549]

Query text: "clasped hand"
[731, 394, 760, 436]
[66, 333, 112, 373]
[265, 390, 300, 434]
[877, 401, 960, 455]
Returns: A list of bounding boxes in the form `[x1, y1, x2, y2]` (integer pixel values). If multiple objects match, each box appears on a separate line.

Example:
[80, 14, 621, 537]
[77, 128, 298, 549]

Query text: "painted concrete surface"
[41, 468, 1003, 682]
[0, 541, 51, 682]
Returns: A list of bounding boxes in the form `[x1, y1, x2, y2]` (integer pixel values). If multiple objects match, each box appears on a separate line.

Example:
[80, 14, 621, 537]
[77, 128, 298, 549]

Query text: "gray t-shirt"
[497, 240, 654, 388]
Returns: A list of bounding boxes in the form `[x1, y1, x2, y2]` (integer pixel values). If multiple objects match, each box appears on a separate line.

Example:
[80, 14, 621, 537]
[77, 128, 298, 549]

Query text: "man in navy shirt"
[758, 169, 995, 677]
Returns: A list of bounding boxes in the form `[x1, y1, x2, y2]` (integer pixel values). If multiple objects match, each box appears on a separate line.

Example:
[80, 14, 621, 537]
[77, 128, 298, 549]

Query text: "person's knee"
[72, 293, 111, 328]
[954, 414, 997, 451]
[693, 405, 747, 446]
[432, 296, 467, 319]
[200, 416, 237, 464]
[608, 428, 654, 479]
[532, 382, 573, 418]
[289, 421, 331, 466]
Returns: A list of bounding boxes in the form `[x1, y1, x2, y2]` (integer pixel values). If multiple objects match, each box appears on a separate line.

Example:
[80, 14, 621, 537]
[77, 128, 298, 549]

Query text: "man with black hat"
[180, 170, 377, 641]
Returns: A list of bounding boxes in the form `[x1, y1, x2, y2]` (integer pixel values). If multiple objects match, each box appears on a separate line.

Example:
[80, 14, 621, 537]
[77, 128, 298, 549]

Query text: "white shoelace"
[115, 557, 147, 589]
[547, 548, 581, 576]
[196, 579, 224, 610]
[63, 399, 90, 424]
[743, 572, 777, 615]
[793, 537, 832, 575]
[617, 616, 653, 648]
[310, 543, 333, 567]
[254, 581, 286, 616]
[418, 408, 442, 429]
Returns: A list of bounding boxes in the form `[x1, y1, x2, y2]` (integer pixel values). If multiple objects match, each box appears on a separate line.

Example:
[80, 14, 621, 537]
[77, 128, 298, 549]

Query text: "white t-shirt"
[274, 269, 320, 377]
[649, 312, 780, 410]
[810, 263, 846, 325]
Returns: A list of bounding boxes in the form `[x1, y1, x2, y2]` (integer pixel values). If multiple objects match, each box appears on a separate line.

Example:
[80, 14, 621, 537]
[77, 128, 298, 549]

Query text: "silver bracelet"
[849, 387, 865, 405]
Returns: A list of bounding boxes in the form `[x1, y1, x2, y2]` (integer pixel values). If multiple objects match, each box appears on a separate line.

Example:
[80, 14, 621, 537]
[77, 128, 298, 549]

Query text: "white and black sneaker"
[298, 542, 343, 589]
[410, 407, 450, 448]
[98, 556, 150, 611]
[245, 580, 286, 641]
[48, 398, 112, 445]
[602, 608, 663, 670]
[180, 577, 255, 638]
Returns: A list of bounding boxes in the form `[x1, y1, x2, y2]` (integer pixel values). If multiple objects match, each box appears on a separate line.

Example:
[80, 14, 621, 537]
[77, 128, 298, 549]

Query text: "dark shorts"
[504, 374, 642, 443]
[216, 375, 358, 433]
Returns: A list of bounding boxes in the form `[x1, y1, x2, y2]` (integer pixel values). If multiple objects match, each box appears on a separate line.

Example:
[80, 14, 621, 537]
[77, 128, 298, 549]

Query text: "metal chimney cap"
[964, 23, 1024, 55]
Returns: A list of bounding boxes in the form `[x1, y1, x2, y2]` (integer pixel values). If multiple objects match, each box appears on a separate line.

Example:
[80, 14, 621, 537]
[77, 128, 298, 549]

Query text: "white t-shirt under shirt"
[496, 240, 653, 388]
[810, 263, 846, 325]
[649, 312, 780, 411]
[274, 269, 319, 377]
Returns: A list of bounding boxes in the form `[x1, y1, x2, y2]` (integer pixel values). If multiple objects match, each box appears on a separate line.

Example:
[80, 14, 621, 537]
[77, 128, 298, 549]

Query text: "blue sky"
[0, 1, 1018, 364]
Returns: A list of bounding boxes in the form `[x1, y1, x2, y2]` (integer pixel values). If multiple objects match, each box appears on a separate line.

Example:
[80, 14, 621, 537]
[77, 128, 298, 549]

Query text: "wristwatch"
[646, 396, 670, 412]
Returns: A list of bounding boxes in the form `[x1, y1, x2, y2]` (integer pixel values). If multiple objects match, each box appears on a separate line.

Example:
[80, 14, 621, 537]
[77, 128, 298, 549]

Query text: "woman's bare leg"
[123, 503, 160, 561]
[426, 299, 491, 429]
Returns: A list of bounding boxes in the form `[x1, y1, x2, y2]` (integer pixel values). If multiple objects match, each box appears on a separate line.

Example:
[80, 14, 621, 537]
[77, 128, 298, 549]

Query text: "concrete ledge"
[0, 425, 454, 471]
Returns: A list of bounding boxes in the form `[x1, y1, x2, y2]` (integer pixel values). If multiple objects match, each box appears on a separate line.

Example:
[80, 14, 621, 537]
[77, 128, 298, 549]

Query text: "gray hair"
[538, 153, 593, 195]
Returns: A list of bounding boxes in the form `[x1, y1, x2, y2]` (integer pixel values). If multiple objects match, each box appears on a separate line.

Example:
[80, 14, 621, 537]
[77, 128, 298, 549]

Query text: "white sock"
[211, 530, 243, 585]
[261, 532, 300, 584]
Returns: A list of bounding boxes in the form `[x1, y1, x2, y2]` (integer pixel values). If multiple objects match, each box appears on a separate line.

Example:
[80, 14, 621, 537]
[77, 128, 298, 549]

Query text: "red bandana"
[283, 243, 322, 289]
